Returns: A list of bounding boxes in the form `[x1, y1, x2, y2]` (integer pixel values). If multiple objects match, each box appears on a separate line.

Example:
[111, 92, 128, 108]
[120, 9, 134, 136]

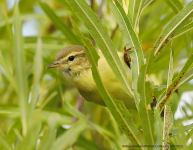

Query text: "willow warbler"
[47, 45, 135, 109]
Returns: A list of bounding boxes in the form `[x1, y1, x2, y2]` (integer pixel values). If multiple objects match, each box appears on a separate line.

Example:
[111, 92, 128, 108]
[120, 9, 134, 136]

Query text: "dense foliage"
[0, 0, 193, 149]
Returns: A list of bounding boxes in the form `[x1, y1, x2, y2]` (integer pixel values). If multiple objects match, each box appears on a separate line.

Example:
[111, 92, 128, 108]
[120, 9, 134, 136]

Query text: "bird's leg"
[124, 45, 135, 68]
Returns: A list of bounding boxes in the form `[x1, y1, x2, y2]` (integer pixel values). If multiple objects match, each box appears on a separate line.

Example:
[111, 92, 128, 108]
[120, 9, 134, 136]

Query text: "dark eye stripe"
[68, 56, 75, 61]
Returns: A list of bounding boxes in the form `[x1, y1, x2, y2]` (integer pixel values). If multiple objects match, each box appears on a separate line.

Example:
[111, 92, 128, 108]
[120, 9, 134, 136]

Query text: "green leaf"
[108, 0, 144, 66]
[37, 115, 59, 150]
[164, 0, 183, 14]
[145, 48, 154, 74]
[108, 0, 145, 105]
[70, 17, 144, 147]
[15, 110, 42, 150]
[154, 1, 193, 57]
[174, 21, 193, 39]
[50, 119, 87, 150]
[66, 0, 133, 98]
[156, 54, 193, 113]
[38, 1, 81, 45]
[138, 49, 155, 147]
[0, 132, 13, 150]
[0, 53, 17, 92]
[75, 135, 100, 150]
[164, 0, 193, 57]
[129, 50, 140, 106]
[142, 0, 154, 9]
[178, 67, 193, 87]
[170, 123, 193, 137]
[133, 0, 145, 32]
[162, 105, 173, 149]
[153, 110, 162, 150]
[128, 0, 135, 24]
[167, 46, 174, 88]
[13, 2, 28, 135]
[30, 37, 43, 113]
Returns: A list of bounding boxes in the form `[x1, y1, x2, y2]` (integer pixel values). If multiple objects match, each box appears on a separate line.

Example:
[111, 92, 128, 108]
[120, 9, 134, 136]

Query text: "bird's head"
[47, 45, 91, 78]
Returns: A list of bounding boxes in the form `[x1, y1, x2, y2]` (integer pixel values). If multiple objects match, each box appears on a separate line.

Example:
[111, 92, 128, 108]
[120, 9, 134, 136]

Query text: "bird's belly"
[74, 71, 135, 109]
[73, 50, 135, 109]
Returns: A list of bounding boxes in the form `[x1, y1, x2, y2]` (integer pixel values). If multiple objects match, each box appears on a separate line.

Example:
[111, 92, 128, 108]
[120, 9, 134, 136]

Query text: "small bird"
[47, 45, 135, 109]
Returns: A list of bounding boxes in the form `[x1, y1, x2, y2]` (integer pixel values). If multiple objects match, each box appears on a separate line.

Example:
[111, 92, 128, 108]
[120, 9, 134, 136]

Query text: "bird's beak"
[46, 63, 61, 69]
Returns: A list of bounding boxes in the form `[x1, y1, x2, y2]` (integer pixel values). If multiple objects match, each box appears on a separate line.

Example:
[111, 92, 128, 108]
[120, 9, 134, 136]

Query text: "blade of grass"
[154, 1, 193, 57]
[88, 122, 121, 150]
[66, 0, 134, 98]
[15, 110, 42, 150]
[75, 135, 100, 150]
[13, 2, 28, 135]
[30, 37, 43, 114]
[4, 118, 21, 147]
[37, 114, 58, 150]
[70, 17, 144, 147]
[50, 119, 87, 150]
[0, 132, 13, 150]
[38, 1, 81, 45]
[0, 53, 17, 92]
[164, 0, 183, 14]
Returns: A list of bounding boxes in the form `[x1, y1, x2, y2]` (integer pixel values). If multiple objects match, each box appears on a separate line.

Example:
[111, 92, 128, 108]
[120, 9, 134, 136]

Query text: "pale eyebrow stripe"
[61, 50, 85, 61]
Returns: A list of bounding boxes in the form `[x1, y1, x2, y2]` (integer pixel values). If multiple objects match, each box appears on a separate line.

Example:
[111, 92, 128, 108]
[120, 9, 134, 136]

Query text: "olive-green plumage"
[47, 45, 135, 109]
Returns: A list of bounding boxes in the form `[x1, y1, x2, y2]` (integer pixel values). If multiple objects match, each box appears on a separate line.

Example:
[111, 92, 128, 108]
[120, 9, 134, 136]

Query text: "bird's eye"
[68, 56, 75, 61]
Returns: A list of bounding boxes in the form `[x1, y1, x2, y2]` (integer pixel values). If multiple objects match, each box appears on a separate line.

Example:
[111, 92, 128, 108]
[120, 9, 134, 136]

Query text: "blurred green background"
[0, 0, 193, 149]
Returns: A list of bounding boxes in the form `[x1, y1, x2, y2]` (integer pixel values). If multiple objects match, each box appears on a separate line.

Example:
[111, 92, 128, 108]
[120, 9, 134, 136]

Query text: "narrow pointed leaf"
[178, 67, 193, 87]
[37, 115, 59, 150]
[70, 17, 144, 147]
[30, 37, 43, 113]
[154, 2, 193, 57]
[0, 132, 13, 150]
[15, 110, 42, 150]
[13, 3, 28, 135]
[133, 0, 145, 32]
[50, 119, 87, 150]
[38, 1, 81, 45]
[174, 21, 193, 39]
[156, 54, 193, 113]
[138, 49, 155, 147]
[142, 0, 154, 9]
[0, 53, 17, 92]
[128, 0, 135, 24]
[108, 0, 145, 105]
[66, 0, 133, 97]
[153, 110, 163, 150]
[170, 123, 193, 137]
[164, 0, 183, 14]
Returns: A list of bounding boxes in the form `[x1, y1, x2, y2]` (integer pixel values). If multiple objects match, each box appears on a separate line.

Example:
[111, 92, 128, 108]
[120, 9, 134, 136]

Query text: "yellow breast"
[73, 50, 135, 109]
